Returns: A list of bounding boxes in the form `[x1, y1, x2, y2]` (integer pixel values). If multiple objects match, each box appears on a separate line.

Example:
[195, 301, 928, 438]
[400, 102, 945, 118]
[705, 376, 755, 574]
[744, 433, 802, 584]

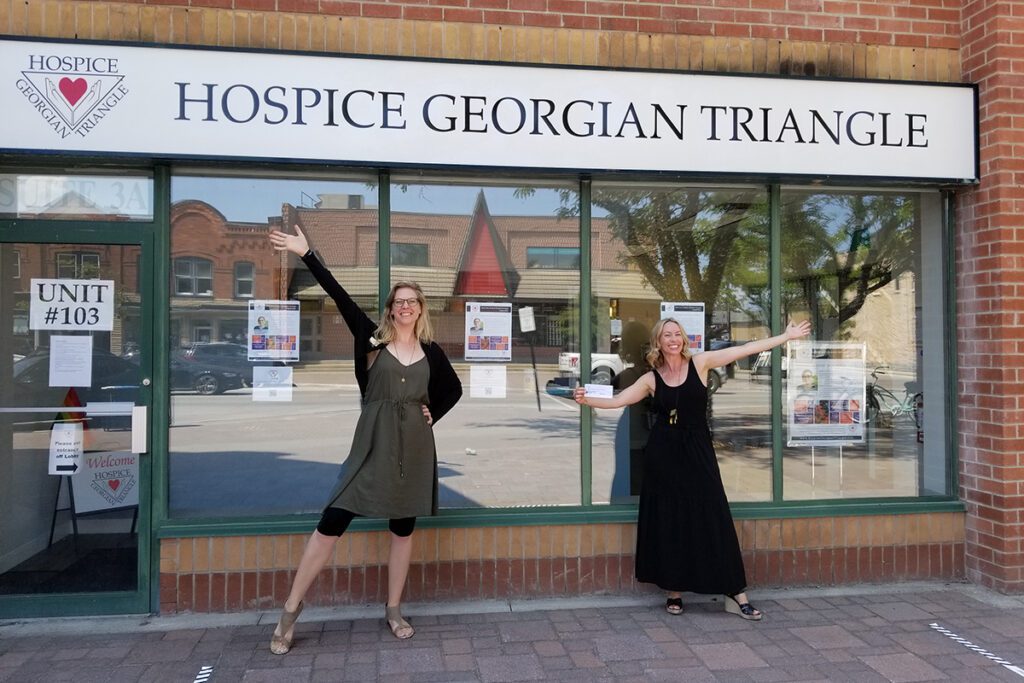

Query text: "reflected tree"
[782, 193, 918, 332]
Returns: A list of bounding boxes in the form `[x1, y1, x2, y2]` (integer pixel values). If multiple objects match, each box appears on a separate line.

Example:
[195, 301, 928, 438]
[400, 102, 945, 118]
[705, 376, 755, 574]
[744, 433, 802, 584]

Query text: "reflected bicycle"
[864, 365, 922, 429]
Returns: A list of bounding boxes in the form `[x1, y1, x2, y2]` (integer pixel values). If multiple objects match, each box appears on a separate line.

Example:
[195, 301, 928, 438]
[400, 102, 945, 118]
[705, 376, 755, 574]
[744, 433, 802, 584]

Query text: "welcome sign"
[0, 37, 978, 182]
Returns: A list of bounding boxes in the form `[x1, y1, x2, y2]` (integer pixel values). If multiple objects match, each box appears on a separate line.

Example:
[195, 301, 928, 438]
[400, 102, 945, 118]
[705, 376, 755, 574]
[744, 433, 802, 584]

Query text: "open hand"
[785, 320, 812, 341]
[421, 404, 433, 425]
[268, 224, 310, 256]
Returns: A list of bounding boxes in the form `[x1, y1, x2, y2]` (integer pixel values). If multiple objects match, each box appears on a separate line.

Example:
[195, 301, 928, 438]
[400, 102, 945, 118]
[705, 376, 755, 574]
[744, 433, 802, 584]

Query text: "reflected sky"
[172, 176, 574, 222]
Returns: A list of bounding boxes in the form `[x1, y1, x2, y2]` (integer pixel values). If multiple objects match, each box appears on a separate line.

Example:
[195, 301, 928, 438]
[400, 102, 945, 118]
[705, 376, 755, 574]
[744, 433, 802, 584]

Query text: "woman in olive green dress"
[267, 226, 462, 654]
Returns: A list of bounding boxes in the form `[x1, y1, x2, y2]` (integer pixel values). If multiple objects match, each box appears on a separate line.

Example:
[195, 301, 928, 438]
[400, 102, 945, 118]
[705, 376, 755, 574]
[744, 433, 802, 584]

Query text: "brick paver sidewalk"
[2, 582, 1023, 682]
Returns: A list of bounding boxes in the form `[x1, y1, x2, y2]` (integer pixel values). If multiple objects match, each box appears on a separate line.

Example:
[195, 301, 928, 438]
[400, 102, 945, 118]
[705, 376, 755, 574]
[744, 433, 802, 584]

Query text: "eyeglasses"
[393, 297, 420, 308]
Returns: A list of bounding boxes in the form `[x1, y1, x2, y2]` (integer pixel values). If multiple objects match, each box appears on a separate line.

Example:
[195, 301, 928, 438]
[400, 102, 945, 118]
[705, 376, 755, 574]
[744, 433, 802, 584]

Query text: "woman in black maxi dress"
[575, 317, 810, 619]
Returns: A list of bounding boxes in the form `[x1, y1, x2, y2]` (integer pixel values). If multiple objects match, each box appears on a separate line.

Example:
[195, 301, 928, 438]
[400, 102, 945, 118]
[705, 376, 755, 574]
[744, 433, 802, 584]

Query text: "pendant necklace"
[666, 362, 682, 425]
[396, 339, 416, 382]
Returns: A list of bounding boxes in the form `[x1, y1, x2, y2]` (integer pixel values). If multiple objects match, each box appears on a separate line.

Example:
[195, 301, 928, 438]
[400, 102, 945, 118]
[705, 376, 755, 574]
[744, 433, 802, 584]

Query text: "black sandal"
[665, 597, 683, 615]
[724, 594, 762, 621]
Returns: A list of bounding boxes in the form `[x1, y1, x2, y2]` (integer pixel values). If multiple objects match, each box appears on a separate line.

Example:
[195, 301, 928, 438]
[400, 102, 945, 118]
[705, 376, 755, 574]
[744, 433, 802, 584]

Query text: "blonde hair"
[375, 281, 433, 344]
[645, 317, 691, 368]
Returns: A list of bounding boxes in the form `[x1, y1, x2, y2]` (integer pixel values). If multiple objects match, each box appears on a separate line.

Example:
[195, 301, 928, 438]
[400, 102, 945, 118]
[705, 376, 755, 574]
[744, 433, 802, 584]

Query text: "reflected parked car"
[170, 342, 251, 395]
[13, 347, 139, 429]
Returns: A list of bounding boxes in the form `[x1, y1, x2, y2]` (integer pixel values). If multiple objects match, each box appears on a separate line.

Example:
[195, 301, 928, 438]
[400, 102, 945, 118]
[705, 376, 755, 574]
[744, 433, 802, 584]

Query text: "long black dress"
[634, 357, 747, 595]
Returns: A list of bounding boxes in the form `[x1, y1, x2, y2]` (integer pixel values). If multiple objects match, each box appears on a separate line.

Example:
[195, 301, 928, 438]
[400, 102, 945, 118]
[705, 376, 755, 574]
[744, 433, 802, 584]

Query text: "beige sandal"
[385, 604, 415, 639]
[269, 600, 304, 655]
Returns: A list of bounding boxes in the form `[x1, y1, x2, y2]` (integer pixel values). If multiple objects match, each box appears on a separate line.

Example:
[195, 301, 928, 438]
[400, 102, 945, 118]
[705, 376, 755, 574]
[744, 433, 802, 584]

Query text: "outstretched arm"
[696, 320, 811, 371]
[573, 372, 655, 409]
[269, 225, 376, 338]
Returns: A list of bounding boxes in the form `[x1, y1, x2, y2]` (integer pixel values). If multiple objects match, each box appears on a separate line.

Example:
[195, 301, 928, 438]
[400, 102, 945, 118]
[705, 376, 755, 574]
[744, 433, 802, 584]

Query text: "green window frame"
[142, 169, 962, 539]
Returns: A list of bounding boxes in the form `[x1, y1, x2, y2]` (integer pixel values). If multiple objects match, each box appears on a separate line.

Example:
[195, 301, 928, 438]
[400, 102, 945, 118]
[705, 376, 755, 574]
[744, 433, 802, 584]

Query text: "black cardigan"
[300, 250, 463, 423]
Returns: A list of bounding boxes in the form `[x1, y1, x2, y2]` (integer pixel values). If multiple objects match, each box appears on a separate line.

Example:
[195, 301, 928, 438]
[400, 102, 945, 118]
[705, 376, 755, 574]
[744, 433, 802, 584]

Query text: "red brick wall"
[957, 0, 1024, 594]
[81, 0, 962, 48]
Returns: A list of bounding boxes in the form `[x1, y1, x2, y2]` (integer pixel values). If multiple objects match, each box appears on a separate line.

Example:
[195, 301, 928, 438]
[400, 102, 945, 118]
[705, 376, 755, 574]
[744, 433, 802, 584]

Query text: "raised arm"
[269, 225, 376, 339]
[573, 371, 655, 409]
[696, 320, 811, 371]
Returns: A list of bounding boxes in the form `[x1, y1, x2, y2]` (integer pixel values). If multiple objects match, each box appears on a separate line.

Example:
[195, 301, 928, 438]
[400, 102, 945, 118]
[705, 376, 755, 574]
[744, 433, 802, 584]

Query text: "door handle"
[131, 405, 148, 453]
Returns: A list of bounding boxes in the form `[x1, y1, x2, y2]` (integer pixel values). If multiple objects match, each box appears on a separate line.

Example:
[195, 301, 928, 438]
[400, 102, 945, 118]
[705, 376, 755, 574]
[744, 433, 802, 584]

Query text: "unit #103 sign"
[30, 278, 114, 331]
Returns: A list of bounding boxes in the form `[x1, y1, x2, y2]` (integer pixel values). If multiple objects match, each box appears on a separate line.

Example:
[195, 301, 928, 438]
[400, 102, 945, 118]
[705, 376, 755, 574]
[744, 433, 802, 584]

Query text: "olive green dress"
[324, 349, 437, 518]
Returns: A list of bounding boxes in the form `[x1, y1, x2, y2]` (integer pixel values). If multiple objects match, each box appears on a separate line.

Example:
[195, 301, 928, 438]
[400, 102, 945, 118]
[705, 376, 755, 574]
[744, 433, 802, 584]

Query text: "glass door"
[0, 234, 152, 616]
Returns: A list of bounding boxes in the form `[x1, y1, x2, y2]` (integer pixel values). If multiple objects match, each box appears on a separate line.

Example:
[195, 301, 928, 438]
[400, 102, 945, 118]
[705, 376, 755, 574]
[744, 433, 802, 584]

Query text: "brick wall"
[159, 514, 965, 612]
[0, 0, 962, 49]
[956, 0, 1024, 594]
[1, 1, 960, 81]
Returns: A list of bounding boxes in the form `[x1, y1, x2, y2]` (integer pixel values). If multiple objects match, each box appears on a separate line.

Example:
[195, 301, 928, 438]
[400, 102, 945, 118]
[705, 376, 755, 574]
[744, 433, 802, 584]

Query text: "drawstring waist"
[364, 398, 424, 479]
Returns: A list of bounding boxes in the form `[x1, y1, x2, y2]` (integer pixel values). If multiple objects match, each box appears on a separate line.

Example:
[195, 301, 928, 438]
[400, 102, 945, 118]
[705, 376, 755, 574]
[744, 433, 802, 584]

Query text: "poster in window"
[786, 341, 866, 447]
[660, 302, 705, 353]
[248, 300, 300, 361]
[465, 302, 512, 361]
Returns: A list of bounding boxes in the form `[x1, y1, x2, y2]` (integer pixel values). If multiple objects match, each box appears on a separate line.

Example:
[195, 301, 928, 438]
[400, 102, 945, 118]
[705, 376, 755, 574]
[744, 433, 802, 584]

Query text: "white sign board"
[660, 302, 706, 353]
[786, 341, 866, 447]
[465, 302, 512, 362]
[48, 422, 83, 475]
[48, 334, 93, 387]
[71, 451, 140, 513]
[469, 365, 507, 398]
[0, 39, 977, 182]
[518, 306, 536, 333]
[30, 278, 114, 331]
[248, 300, 300, 361]
[252, 366, 293, 402]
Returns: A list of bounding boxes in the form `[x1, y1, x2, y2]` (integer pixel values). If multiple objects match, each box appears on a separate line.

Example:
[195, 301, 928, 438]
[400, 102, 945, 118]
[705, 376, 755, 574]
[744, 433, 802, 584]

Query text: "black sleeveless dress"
[634, 357, 748, 595]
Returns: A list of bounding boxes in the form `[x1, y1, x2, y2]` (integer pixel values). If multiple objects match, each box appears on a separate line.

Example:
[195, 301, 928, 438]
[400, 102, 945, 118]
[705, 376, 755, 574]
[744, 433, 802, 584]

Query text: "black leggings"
[316, 507, 416, 538]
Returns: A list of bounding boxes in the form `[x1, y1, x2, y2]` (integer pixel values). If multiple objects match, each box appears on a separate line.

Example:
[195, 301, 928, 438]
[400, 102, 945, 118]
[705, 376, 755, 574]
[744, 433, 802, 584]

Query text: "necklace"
[394, 339, 417, 382]
[662, 361, 684, 425]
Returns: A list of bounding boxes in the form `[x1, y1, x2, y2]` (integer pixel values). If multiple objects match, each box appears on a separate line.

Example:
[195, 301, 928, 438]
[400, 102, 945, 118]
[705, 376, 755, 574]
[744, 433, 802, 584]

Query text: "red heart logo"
[59, 77, 88, 106]
[108, 479, 121, 491]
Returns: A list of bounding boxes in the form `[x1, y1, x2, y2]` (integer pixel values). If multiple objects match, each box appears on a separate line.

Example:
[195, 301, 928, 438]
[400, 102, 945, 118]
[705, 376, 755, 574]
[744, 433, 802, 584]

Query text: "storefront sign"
[0, 38, 977, 182]
[29, 278, 114, 331]
[71, 451, 139, 513]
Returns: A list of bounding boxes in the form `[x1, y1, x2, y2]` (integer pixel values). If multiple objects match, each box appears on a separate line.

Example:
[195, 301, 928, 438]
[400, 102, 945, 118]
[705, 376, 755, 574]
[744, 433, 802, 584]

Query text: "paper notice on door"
[49, 335, 93, 387]
[49, 422, 83, 475]
[252, 366, 293, 402]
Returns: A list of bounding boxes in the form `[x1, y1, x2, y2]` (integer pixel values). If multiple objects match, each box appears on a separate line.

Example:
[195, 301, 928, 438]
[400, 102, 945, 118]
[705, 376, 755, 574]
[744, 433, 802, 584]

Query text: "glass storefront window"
[168, 173, 379, 518]
[165, 172, 950, 519]
[588, 185, 772, 504]
[780, 190, 948, 499]
[0, 172, 153, 220]
[389, 179, 581, 508]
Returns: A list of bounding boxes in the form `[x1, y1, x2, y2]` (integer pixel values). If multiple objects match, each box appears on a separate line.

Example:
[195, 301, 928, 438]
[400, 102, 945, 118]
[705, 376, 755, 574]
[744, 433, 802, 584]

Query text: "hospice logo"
[15, 54, 129, 139]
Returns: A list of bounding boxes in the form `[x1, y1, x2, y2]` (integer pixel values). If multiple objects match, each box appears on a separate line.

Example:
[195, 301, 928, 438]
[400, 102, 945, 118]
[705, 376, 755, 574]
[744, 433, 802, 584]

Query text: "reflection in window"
[391, 243, 428, 267]
[56, 252, 101, 279]
[234, 261, 255, 298]
[526, 246, 580, 269]
[588, 185, 771, 503]
[169, 174, 379, 518]
[780, 190, 946, 499]
[390, 180, 581, 508]
[174, 257, 213, 296]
